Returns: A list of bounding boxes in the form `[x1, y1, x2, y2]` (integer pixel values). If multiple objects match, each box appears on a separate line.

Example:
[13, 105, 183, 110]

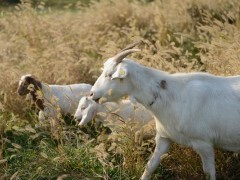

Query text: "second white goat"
[74, 96, 155, 142]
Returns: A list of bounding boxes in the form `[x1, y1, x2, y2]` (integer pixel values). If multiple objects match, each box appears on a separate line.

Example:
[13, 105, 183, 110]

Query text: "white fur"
[19, 74, 92, 121]
[74, 96, 153, 125]
[90, 57, 240, 180]
[74, 96, 155, 142]
[41, 84, 92, 118]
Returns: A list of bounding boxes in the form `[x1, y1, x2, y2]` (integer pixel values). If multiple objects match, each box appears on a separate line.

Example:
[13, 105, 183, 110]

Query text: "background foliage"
[1, 0, 240, 179]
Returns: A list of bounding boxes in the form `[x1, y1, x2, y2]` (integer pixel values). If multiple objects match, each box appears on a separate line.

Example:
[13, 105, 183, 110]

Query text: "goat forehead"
[104, 58, 115, 67]
[79, 99, 87, 106]
[19, 79, 28, 86]
[19, 80, 23, 85]
[103, 58, 117, 73]
[21, 74, 32, 81]
[80, 97, 91, 106]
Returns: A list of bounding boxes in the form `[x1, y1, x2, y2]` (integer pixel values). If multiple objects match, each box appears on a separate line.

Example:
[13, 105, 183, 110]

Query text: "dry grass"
[1, 0, 240, 179]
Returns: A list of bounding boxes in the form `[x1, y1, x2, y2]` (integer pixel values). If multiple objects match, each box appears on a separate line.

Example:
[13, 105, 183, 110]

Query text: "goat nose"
[74, 115, 82, 122]
[89, 92, 94, 97]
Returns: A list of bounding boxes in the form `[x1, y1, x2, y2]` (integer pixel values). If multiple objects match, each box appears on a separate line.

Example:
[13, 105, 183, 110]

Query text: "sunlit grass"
[1, 0, 240, 179]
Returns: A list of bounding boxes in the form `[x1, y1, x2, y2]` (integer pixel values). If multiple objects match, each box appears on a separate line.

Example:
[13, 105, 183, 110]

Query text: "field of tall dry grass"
[1, 0, 240, 179]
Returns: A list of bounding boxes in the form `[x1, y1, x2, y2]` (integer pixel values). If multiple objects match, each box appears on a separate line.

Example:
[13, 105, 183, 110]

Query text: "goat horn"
[120, 40, 143, 52]
[114, 49, 141, 64]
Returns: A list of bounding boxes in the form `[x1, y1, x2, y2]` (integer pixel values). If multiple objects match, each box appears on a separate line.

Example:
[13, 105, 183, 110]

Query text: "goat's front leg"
[192, 141, 216, 180]
[44, 106, 61, 139]
[141, 135, 171, 180]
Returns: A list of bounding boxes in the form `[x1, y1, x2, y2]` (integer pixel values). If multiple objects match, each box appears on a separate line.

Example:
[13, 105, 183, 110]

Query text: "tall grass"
[1, 0, 240, 179]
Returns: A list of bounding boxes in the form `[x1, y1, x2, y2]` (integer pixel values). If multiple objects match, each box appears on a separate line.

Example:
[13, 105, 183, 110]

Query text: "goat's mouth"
[17, 89, 29, 96]
[17, 91, 24, 96]
[94, 98, 100, 103]
[74, 116, 82, 124]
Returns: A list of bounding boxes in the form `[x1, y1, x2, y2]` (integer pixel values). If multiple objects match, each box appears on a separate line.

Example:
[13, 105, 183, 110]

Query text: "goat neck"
[28, 78, 45, 110]
[126, 61, 170, 107]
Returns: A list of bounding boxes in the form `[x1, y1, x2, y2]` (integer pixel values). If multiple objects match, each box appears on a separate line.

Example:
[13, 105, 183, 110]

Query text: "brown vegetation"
[1, 0, 240, 179]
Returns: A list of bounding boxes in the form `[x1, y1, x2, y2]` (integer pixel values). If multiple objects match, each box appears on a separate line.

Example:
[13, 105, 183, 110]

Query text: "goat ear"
[111, 66, 128, 80]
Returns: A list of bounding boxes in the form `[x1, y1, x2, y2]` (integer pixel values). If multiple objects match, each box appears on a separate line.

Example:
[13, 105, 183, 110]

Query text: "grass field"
[1, 0, 240, 179]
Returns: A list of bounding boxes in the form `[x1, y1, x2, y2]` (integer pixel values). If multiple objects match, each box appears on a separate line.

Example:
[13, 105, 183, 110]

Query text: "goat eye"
[105, 74, 112, 78]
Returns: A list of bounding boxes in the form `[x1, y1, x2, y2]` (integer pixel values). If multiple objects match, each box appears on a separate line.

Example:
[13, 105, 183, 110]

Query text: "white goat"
[90, 47, 240, 180]
[17, 74, 92, 121]
[74, 96, 155, 142]
[74, 96, 153, 125]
